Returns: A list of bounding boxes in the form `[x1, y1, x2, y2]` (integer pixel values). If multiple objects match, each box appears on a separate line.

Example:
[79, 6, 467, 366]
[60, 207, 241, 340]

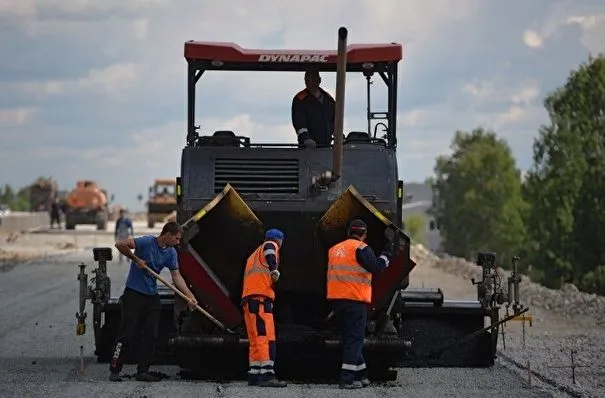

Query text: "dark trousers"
[109, 287, 161, 374]
[332, 299, 368, 384]
[50, 212, 60, 228]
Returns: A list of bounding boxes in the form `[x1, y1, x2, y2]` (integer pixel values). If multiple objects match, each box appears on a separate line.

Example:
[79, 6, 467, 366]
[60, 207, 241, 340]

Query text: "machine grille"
[214, 158, 299, 194]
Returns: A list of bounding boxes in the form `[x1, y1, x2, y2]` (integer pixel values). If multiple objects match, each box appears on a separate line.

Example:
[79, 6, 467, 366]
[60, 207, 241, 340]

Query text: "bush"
[404, 214, 426, 245]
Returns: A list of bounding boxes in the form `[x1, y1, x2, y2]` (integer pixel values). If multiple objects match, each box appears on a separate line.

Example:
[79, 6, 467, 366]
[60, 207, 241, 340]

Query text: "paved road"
[0, 232, 560, 397]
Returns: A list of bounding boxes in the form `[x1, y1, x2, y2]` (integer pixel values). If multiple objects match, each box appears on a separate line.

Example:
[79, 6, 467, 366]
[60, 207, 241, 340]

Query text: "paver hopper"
[76, 27, 529, 383]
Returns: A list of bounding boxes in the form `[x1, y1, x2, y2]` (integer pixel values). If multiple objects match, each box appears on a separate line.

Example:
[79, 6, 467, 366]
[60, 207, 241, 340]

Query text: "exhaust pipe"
[331, 26, 347, 182]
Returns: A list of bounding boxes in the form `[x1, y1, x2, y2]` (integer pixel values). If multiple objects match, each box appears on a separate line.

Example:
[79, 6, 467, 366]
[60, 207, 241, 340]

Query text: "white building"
[401, 182, 443, 254]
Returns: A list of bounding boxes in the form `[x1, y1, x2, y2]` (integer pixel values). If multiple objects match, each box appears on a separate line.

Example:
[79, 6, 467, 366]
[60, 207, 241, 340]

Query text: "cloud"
[0, 107, 37, 126]
[1, 0, 604, 210]
[132, 18, 148, 40]
[1, 62, 139, 101]
[0, 0, 170, 21]
[523, 30, 543, 48]
[521, 0, 605, 53]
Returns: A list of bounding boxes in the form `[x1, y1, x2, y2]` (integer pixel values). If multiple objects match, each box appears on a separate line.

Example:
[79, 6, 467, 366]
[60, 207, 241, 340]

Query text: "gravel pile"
[411, 244, 605, 324]
[411, 244, 605, 398]
[501, 331, 605, 398]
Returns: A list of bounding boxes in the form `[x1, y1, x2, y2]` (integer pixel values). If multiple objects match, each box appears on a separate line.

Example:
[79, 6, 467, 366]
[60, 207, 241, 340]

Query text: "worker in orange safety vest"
[241, 228, 287, 388]
[326, 219, 396, 389]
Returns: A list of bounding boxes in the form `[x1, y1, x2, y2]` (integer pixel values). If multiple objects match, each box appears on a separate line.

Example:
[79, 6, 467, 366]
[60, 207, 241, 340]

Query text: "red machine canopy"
[184, 41, 403, 66]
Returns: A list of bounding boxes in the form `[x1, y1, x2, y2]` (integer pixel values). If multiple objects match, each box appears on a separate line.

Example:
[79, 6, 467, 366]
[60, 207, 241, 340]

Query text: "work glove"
[303, 138, 317, 149]
[270, 270, 280, 282]
[382, 241, 397, 260]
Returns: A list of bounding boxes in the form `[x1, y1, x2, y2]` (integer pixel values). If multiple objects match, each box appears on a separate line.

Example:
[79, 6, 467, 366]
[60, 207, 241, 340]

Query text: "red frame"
[184, 41, 403, 64]
[178, 251, 242, 329]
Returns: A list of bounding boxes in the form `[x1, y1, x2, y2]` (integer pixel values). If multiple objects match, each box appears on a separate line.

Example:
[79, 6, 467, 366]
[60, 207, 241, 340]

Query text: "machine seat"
[345, 131, 371, 144]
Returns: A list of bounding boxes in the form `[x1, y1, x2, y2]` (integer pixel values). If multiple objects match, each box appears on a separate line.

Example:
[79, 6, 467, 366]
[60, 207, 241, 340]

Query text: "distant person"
[50, 199, 61, 229]
[291, 68, 335, 148]
[114, 209, 134, 264]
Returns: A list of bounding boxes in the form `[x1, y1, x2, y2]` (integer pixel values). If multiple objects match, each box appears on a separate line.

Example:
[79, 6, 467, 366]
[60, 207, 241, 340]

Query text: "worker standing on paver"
[114, 209, 134, 264]
[291, 68, 335, 148]
[109, 221, 198, 382]
[241, 228, 288, 388]
[326, 219, 395, 389]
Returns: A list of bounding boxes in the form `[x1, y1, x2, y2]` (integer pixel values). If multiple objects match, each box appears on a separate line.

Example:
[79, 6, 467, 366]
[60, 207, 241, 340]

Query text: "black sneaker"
[339, 381, 363, 389]
[109, 372, 122, 382]
[135, 372, 162, 382]
[259, 378, 287, 387]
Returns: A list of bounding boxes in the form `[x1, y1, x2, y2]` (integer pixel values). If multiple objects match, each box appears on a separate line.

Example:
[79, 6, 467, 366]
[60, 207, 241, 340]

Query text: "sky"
[1, 0, 604, 211]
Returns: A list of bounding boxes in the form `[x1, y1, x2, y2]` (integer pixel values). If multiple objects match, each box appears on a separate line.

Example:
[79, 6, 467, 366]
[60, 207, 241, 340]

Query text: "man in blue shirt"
[114, 209, 134, 264]
[109, 221, 198, 382]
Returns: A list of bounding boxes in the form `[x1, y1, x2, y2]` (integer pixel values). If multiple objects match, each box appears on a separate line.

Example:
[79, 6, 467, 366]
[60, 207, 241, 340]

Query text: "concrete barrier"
[0, 212, 50, 233]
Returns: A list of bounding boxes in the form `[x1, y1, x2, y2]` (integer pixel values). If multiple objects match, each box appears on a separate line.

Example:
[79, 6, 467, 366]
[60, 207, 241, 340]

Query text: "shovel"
[139, 263, 234, 333]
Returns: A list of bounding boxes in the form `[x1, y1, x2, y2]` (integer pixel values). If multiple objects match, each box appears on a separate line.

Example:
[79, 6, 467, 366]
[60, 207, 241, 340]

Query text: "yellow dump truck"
[146, 179, 177, 228]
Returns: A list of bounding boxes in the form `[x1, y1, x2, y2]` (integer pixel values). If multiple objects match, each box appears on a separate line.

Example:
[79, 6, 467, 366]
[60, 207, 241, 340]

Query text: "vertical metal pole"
[571, 349, 576, 384]
[187, 62, 196, 147]
[366, 76, 371, 137]
[79, 345, 85, 376]
[331, 26, 348, 182]
[389, 63, 398, 148]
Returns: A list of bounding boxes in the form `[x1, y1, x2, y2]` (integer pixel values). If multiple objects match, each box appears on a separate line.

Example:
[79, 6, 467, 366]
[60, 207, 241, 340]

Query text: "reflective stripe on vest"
[326, 239, 372, 303]
[241, 241, 279, 300]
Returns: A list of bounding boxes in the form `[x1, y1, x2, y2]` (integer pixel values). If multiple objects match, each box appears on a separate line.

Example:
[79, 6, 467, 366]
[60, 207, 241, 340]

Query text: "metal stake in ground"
[139, 263, 234, 333]
[547, 348, 590, 385]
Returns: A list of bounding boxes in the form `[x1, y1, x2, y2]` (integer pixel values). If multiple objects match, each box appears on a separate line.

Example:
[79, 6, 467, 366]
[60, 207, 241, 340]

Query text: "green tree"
[0, 184, 15, 204]
[428, 128, 526, 267]
[404, 213, 426, 245]
[523, 54, 605, 292]
[0, 184, 28, 211]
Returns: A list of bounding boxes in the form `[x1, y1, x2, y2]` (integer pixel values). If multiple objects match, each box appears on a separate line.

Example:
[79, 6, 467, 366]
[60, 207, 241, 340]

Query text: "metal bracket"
[429, 307, 530, 359]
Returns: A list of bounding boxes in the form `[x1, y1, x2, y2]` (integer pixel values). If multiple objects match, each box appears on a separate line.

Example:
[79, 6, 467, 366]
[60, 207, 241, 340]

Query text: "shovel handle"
[139, 263, 233, 333]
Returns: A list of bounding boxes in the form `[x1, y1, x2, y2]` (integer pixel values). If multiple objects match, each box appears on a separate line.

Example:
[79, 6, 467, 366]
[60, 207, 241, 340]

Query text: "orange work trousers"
[242, 295, 277, 385]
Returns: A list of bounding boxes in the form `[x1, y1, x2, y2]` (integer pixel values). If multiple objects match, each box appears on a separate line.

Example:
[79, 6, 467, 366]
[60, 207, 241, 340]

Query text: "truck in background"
[146, 178, 177, 228]
[64, 180, 113, 230]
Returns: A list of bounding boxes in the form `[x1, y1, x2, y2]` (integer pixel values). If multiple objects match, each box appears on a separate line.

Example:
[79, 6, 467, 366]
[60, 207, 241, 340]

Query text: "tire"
[97, 211, 108, 230]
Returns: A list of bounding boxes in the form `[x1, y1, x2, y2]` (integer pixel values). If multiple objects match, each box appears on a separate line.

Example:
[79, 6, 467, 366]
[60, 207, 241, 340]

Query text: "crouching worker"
[326, 219, 395, 389]
[108, 222, 198, 382]
[241, 228, 287, 387]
